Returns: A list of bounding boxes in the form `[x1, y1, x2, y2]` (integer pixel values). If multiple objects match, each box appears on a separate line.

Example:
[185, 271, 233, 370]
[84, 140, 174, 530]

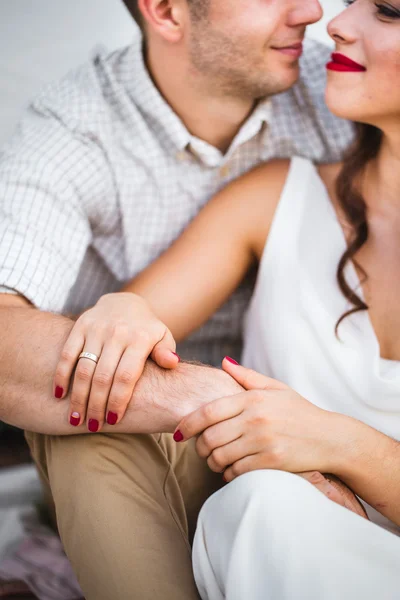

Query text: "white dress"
[193, 157, 400, 599]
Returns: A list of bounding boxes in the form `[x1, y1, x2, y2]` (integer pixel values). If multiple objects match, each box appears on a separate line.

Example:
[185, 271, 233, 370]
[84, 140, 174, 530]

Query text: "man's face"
[187, 0, 323, 99]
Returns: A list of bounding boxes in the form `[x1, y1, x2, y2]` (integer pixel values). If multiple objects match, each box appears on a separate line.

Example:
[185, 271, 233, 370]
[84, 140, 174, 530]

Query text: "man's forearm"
[0, 307, 242, 435]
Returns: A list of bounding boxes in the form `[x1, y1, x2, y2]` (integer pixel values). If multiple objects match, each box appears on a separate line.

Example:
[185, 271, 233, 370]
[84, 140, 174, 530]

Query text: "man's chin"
[256, 69, 300, 99]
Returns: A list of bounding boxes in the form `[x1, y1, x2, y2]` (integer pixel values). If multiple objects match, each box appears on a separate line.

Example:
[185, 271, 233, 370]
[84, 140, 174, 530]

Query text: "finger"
[195, 416, 243, 460]
[85, 339, 127, 431]
[206, 433, 250, 473]
[298, 471, 346, 507]
[54, 328, 85, 399]
[106, 345, 149, 425]
[69, 337, 102, 430]
[223, 454, 265, 483]
[222, 358, 288, 392]
[151, 329, 180, 369]
[173, 393, 245, 443]
[323, 474, 369, 519]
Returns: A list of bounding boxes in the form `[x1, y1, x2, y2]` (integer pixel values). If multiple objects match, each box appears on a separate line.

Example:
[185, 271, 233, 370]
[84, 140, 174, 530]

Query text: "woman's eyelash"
[344, 0, 400, 18]
[375, 2, 400, 18]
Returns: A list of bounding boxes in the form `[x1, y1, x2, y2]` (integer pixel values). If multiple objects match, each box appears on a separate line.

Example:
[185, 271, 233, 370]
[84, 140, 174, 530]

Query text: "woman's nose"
[327, 5, 359, 45]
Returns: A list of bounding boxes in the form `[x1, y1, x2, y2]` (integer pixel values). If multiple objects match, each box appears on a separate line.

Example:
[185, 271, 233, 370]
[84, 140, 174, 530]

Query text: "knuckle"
[133, 328, 152, 346]
[203, 402, 215, 421]
[87, 404, 106, 417]
[268, 444, 284, 468]
[115, 369, 135, 386]
[210, 448, 225, 470]
[75, 314, 88, 328]
[307, 471, 325, 485]
[200, 428, 214, 451]
[111, 321, 130, 338]
[251, 390, 266, 405]
[54, 366, 68, 381]
[93, 371, 113, 388]
[70, 397, 87, 409]
[60, 348, 76, 363]
[248, 409, 267, 427]
[108, 393, 130, 409]
[195, 438, 208, 459]
[230, 462, 243, 478]
[75, 365, 94, 382]
[207, 455, 220, 473]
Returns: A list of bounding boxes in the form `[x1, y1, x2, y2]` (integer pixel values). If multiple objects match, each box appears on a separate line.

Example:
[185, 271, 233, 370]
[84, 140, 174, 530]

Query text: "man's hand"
[299, 471, 369, 519]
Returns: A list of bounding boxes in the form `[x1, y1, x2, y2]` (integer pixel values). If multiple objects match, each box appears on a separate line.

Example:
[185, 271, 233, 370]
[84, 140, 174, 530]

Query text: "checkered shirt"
[0, 34, 354, 365]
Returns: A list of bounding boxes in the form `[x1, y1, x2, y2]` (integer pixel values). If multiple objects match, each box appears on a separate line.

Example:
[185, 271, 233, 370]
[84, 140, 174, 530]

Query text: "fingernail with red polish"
[225, 356, 239, 365]
[107, 411, 118, 426]
[222, 474, 227, 482]
[88, 419, 99, 433]
[55, 386, 64, 399]
[173, 430, 184, 442]
[172, 352, 181, 362]
[70, 412, 80, 426]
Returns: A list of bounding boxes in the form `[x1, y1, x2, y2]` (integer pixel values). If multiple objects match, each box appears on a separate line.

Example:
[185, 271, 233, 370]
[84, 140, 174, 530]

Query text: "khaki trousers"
[25, 431, 224, 600]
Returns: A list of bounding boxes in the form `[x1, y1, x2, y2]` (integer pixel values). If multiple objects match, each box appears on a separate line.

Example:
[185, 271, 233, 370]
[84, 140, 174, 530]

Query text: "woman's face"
[325, 0, 400, 129]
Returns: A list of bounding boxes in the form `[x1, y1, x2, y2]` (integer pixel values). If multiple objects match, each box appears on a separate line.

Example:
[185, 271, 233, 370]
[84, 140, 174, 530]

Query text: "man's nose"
[288, 0, 324, 27]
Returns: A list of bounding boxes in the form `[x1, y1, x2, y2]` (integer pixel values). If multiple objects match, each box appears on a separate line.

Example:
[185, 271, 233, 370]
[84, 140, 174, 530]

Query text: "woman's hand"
[54, 292, 179, 431]
[173, 358, 342, 482]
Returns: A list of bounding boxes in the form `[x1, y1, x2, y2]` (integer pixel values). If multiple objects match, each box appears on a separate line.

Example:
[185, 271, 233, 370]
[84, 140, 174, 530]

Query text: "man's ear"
[138, 0, 186, 42]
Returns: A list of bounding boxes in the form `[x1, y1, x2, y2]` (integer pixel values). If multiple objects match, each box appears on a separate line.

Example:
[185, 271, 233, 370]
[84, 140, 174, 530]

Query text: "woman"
[54, 0, 400, 597]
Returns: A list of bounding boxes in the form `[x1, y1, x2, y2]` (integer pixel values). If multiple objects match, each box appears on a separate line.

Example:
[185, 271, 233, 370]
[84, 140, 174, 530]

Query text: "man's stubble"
[188, 20, 299, 101]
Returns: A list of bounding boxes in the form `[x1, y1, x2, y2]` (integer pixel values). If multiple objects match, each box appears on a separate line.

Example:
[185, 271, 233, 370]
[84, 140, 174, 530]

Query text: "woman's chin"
[324, 89, 362, 123]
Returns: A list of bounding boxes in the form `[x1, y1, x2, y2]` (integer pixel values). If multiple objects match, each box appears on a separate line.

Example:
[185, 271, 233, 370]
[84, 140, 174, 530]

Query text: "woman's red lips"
[327, 52, 366, 72]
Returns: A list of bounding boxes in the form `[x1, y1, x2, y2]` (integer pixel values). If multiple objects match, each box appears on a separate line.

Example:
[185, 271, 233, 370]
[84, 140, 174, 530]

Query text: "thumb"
[222, 357, 288, 391]
[151, 329, 180, 369]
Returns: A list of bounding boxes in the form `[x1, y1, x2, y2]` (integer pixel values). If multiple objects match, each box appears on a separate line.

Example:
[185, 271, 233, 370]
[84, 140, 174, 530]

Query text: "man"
[0, 0, 354, 598]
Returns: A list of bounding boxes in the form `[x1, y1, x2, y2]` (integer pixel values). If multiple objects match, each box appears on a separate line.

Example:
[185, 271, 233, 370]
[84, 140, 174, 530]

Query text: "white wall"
[0, 0, 344, 146]
[308, 0, 344, 44]
[0, 0, 137, 145]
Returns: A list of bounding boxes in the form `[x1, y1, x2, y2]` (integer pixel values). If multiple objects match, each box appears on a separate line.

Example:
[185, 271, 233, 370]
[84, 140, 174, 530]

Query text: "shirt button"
[176, 150, 188, 161]
[219, 165, 230, 178]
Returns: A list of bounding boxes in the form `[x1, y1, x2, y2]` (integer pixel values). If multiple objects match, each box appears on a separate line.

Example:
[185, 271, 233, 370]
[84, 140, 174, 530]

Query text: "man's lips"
[272, 42, 303, 58]
[327, 52, 366, 72]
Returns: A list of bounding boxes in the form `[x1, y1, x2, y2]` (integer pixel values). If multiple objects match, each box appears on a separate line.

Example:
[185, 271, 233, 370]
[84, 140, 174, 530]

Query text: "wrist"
[324, 412, 381, 480]
[168, 362, 244, 427]
[129, 360, 243, 434]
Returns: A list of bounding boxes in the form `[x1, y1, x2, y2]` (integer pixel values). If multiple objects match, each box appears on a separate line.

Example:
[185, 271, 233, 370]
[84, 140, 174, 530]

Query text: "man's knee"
[27, 431, 162, 506]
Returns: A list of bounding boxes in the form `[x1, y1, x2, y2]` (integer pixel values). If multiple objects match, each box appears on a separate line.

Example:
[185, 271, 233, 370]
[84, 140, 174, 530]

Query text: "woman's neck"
[364, 133, 400, 212]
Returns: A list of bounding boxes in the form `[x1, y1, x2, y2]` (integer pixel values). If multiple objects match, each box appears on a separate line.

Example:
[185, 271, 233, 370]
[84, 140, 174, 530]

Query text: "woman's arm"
[123, 160, 290, 341]
[54, 160, 290, 431]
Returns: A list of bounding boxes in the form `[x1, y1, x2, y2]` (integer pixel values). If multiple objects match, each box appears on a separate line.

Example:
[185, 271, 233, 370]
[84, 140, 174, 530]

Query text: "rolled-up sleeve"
[0, 98, 111, 313]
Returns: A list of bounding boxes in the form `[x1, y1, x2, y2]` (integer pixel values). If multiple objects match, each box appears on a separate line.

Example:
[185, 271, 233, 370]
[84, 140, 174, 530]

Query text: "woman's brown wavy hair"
[335, 123, 383, 334]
